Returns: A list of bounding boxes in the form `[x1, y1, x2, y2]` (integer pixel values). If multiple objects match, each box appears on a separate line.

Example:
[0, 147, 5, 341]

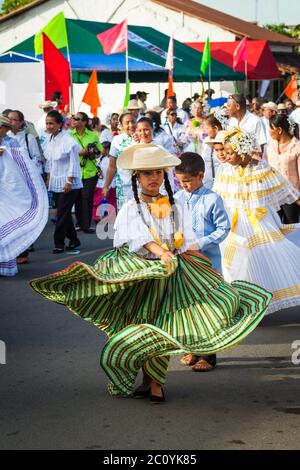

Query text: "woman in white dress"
[213, 128, 300, 314]
[0, 115, 48, 276]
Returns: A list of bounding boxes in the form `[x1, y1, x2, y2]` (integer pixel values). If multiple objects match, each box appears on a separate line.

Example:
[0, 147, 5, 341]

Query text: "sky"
[0, 0, 300, 25]
[197, 0, 300, 25]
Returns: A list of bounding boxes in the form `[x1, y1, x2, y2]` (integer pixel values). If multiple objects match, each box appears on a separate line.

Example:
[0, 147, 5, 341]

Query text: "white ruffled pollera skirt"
[220, 207, 300, 314]
[0, 146, 48, 276]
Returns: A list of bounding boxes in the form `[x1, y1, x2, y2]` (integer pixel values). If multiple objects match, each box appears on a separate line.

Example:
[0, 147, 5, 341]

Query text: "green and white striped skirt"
[30, 247, 272, 396]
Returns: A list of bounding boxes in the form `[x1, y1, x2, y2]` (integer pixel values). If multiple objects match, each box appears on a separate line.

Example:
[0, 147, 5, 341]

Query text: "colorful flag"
[43, 33, 70, 109]
[82, 70, 101, 117]
[123, 79, 131, 108]
[233, 37, 247, 71]
[283, 75, 298, 102]
[200, 37, 211, 76]
[35, 12, 68, 56]
[167, 72, 174, 98]
[97, 20, 128, 55]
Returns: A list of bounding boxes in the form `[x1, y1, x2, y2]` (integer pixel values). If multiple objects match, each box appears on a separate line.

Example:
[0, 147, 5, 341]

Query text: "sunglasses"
[71, 116, 83, 121]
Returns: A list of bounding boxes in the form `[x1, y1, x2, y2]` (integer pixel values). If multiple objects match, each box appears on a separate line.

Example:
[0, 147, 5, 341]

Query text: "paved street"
[1, 222, 300, 450]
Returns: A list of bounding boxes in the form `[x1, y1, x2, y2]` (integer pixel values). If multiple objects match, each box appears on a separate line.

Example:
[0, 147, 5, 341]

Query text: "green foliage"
[1, 0, 35, 15]
[264, 23, 300, 39]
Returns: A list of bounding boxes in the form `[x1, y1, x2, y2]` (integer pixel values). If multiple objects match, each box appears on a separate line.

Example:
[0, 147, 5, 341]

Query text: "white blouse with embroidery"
[114, 199, 199, 258]
[44, 130, 83, 192]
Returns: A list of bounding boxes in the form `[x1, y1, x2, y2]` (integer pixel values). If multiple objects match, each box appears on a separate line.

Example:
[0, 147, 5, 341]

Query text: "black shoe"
[82, 228, 95, 234]
[66, 241, 81, 251]
[133, 388, 150, 399]
[52, 247, 64, 254]
[150, 388, 165, 404]
[28, 244, 35, 252]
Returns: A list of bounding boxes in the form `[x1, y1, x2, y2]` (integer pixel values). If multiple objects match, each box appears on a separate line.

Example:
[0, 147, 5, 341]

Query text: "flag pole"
[125, 24, 129, 104]
[244, 56, 248, 95]
[66, 43, 75, 114]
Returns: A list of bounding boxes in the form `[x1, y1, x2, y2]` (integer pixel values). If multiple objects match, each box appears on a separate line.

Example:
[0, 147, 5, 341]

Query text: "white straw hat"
[206, 130, 228, 146]
[262, 101, 278, 112]
[39, 100, 57, 109]
[127, 99, 143, 110]
[117, 143, 181, 170]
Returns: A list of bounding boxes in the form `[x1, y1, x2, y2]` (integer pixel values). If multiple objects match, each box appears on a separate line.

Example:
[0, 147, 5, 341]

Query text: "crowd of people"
[1, 86, 300, 403]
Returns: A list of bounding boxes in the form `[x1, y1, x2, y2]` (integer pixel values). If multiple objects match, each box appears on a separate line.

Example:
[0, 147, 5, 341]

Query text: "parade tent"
[1, 18, 245, 83]
[186, 40, 280, 80]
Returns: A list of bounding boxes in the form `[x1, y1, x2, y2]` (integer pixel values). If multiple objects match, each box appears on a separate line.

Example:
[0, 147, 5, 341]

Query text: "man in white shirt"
[227, 94, 267, 153]
[161, 95, 189, 127]
[261, 101, 278, 141]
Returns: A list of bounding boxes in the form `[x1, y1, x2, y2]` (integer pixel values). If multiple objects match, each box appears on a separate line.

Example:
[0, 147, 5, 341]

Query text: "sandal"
[180, 354, 198, 366]
[191, 359, 216, 372]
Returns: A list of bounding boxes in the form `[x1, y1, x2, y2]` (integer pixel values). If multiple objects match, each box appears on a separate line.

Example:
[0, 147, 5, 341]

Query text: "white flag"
[165, 34, 174, 71]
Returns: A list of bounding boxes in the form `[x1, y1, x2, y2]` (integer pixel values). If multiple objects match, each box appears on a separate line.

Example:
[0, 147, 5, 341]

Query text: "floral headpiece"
[214, 106, 229, 130]
[287, 116, 298, 136]
[223, 127, 256, 154]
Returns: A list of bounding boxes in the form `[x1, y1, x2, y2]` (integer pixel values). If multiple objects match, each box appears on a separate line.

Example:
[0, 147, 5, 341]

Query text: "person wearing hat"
[127, 99, 144, 121]
[0, 114, 48, 275]
[261, 102, 278, 141]
[277, 103, 287, 116]
[36, 101, 57, 137]
[30, 143, 272, 403]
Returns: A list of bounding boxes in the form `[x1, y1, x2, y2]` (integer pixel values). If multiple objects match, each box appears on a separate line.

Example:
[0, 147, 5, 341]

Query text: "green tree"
[1, 0, 35, 15]
[264, 23, 300, 39]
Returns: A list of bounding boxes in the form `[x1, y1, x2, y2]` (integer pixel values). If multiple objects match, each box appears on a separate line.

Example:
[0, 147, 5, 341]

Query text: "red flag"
[283, 75, 298, 102]
[82, 70, 101, 117]
[97, 20, 128, 54]
[43, 33, 70, 109]
[233, 37, 247, 71]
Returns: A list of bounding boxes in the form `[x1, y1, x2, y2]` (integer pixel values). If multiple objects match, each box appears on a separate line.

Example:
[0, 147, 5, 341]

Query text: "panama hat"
[262, 101, 278, 112]
[39, 100, 57, 109]
[0, 114, 13, 129]
[206, 130, 228, 146]
[127, 99, 143, 110]
[277, 103, 287, 111]
[117, 143, 181, 170]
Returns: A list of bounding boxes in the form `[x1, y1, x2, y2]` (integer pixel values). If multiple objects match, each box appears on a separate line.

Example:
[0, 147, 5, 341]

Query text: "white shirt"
[100, 128, 114, 144]
[202, 138, 222, 189]
[290, 109, 300, 127]
[163, 122, 187, 144]
[229, 110, 267, 150]
[44, 130, 83, 192]
[114, 199, 199, 257]
[36, 113, 47, 137]
[161, 107, 189, 126]
[153, 130, 177, 155]
[96, 155, 116, 189]
[8, 129, 43, 174]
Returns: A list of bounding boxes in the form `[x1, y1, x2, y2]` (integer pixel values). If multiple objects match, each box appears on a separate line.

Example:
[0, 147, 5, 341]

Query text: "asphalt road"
[1, 222, 300, 450]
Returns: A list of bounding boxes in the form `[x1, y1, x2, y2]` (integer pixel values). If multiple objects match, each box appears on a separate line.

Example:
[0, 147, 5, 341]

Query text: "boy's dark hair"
[175, 152, 205, 175]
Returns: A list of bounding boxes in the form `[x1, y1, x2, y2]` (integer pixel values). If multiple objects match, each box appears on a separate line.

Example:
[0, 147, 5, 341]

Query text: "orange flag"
[283, 75, 298, 102]
[167, 71, 174, 97]
[82, 70, 101, 116]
